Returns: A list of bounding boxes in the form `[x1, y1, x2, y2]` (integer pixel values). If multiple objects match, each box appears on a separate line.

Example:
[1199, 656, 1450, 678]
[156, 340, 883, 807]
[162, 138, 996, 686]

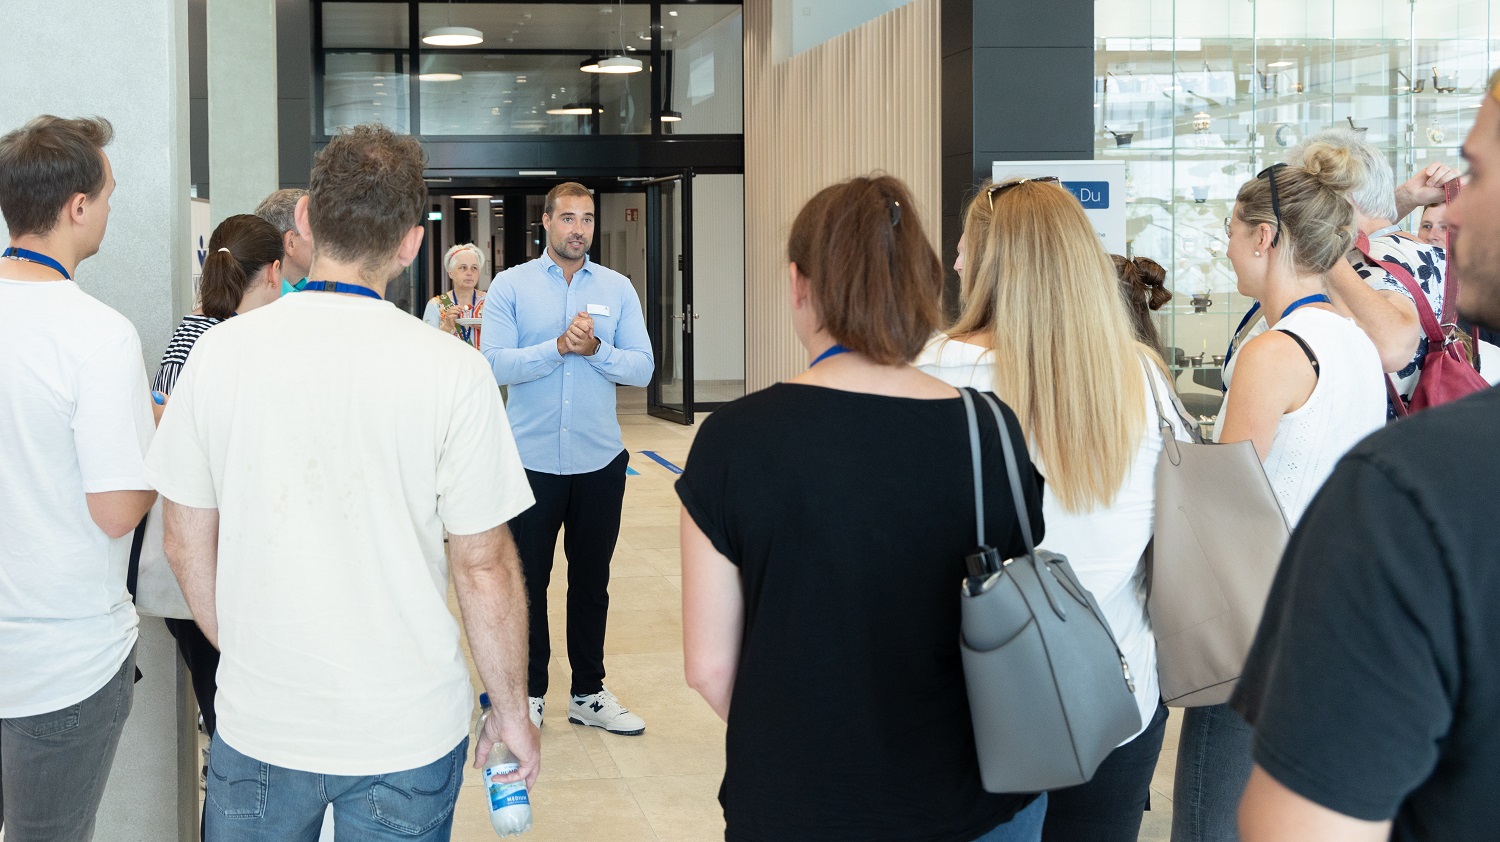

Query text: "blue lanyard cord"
[1280, 293, 1331, 320]
[1219, 294, 1331, 393]
[2, 247, 70, 280]
[302, 280, 382, 300]
[809, 344, 850, 368]
[448, 289, 476, 343]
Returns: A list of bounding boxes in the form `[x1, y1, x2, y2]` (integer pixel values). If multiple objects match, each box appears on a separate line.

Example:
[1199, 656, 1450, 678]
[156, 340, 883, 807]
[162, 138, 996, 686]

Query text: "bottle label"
[484, 761, 530, 810]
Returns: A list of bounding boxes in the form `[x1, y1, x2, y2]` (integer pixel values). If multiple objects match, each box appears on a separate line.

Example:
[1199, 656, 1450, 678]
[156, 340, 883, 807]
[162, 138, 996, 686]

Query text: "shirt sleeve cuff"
[81, 476, 154, 494]
[588, 340, 614, 363]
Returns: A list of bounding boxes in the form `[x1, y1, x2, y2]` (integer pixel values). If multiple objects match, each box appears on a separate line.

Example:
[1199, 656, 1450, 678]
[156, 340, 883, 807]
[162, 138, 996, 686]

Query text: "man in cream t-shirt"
[147, 124, 538, 839]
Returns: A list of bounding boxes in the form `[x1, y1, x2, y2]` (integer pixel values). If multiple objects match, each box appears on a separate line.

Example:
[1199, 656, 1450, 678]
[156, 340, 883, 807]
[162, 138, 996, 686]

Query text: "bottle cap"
[478, 692, 490, 709]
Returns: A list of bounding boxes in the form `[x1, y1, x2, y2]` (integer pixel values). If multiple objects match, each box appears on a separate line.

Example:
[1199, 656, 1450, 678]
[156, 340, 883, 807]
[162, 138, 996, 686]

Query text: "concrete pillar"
[208, 0, 280, 224]
[0, 2, 197, 841]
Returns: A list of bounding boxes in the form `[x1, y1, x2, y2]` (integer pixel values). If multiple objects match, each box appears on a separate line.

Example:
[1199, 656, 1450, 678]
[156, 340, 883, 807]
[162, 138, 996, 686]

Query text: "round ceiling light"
[419, 72, 464, 82]
[422, 26, 484, 47]
[581, 55, 644, 74]
[659, 110, 683, 122]
[546, 103, 601, 116]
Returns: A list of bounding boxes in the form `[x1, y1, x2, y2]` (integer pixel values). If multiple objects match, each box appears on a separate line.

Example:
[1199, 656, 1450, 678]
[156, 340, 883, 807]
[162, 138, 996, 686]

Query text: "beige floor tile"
[628, 774, 726, 842]
[619, 525, 684, 550]
[454, 778, 659, 842]
[602, 608, 683, 656]
[664, 575, 682, 592]
[607, 575, 685, 612]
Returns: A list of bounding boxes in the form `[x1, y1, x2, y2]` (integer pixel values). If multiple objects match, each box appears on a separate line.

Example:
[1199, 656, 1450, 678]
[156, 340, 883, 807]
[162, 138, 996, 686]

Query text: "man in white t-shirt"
[0, 115, 156, 839]
[146, 124, 538, 840]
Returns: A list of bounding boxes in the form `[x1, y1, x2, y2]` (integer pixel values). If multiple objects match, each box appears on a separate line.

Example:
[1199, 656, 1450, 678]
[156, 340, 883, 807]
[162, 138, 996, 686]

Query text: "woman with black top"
[153, 214, 281, 793]
[677, 175, 1048, 842]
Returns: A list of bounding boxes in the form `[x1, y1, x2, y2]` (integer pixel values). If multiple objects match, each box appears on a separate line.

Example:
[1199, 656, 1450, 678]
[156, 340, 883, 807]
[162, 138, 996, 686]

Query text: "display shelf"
[1096, 0, 1496, 361]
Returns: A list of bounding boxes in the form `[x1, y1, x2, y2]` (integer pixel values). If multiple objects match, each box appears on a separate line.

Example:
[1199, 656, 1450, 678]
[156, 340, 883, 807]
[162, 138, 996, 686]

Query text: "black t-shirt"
[676, 383, 1045, 842]
[1232, 386, 1500, 840]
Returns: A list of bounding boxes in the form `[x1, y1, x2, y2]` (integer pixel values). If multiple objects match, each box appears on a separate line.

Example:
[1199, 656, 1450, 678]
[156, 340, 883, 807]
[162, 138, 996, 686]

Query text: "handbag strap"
[961, 388, 988, 549]
[1354, 233, 1446, 346]
[960, 388, 1039, 557]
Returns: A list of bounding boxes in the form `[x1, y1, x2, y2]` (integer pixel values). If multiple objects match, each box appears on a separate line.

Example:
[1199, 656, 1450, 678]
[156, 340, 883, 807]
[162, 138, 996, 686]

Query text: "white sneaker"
[568, 687, 645, 735]
[529, 696, 545, 729]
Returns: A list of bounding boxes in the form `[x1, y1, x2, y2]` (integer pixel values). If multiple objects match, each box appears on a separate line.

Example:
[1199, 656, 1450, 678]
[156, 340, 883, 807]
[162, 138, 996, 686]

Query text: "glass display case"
[1096, 0, 1496, 423]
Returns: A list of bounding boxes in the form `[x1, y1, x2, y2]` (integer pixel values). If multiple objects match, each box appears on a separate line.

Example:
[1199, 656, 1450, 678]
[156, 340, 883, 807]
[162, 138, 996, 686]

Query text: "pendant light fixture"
[423, 0, 483, 46]
[546, 102, 602, 116]
[657, 48, 681, 122]
[582, 0, 642, 74]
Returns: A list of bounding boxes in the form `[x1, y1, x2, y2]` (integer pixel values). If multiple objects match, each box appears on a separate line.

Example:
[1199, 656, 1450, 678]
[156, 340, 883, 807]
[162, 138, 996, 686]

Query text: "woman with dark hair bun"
[148, 212, 282, 797]
[678, 175, 1050, 841]
[1111, 254, 1171, 357]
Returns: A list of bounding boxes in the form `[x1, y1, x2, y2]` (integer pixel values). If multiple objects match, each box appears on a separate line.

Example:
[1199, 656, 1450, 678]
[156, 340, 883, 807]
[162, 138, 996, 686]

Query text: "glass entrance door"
[644, 171, 695, 425]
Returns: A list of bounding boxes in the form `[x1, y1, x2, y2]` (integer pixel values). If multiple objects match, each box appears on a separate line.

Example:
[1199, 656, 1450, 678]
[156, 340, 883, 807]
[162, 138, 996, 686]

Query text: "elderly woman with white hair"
[423, 243, 488, 349]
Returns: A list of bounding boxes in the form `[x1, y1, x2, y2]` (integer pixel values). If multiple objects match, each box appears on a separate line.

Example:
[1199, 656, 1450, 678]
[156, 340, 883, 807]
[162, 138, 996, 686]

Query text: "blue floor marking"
[626, 466, 641, 476]
[640, 451, 684, 474]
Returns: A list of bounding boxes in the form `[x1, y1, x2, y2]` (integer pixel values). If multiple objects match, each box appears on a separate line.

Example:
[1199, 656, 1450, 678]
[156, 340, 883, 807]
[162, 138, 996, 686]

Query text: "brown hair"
[1234, 153, 1358, 275]
[0, 115, 113, 238]
[200, 215, 283, 320]
[1110, 254, 1171, 356]
[786, 175, 943, 366]
[307, 124, 427, 274]
[544, 182, 593, 217]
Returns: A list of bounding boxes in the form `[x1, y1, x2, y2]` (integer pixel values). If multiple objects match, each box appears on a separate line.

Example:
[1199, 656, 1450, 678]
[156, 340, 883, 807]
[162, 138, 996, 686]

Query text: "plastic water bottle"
[474, 693, 533, 837]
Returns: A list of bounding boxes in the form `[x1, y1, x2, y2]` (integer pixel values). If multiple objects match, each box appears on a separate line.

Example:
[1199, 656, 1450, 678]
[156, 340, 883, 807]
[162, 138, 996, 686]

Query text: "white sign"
[190, 197, 210, 299]
[991, 160, 1127, 254]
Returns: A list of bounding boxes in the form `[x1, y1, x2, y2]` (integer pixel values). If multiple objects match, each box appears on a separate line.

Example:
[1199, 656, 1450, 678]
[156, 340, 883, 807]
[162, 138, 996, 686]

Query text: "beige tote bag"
[1143, 370, 1290, 707]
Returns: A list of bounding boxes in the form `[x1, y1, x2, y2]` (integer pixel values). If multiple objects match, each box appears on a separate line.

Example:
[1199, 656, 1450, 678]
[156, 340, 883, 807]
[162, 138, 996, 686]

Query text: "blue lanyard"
[1220, 294, 1331, 392]
[450, 289, 475, 343]
[1280, 293, 1331, 319]
[2, 247, 70, 279]
[809, 344, 850, 367]
[303, 280, 382, 300]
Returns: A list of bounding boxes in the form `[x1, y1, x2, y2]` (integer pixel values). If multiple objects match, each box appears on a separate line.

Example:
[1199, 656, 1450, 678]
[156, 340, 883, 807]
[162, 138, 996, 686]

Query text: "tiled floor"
[444, 394, 1181, 841]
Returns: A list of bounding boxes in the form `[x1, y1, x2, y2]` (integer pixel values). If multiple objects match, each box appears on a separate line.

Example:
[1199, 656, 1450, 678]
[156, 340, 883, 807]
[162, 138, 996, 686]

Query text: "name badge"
[586, 303, 611, 317]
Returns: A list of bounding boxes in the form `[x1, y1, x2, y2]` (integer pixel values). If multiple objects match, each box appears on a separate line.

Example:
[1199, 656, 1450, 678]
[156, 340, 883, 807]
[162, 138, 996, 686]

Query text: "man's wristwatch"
[586, 337, 602, 356]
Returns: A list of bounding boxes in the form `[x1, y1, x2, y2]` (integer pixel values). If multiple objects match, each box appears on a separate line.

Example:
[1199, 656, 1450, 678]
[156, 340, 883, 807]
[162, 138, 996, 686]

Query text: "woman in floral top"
[422, 243, 487, 350]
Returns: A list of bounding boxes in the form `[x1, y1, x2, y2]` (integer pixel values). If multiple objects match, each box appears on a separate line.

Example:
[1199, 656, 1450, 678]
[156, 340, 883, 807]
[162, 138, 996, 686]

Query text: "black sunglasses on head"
[1257, 163, 1287, 248]
[986, 176, 1061, 210]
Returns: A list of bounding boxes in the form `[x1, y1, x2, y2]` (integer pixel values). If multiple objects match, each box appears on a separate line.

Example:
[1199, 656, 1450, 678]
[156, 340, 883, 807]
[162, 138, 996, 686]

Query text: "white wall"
[673, 11, 744, 134]
[693, 174, 746, 383]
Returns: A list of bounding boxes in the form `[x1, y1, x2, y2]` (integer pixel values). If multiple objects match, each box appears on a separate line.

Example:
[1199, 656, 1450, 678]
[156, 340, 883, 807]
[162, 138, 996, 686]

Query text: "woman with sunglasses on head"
[918, 178, 1193, 842]
[1171, 153, 1387, 842]
[679, 175, 1050, 841]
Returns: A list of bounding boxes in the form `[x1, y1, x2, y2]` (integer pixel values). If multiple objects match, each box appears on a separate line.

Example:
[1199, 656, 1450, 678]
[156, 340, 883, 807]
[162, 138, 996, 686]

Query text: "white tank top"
[1237, 308, 1386, 525]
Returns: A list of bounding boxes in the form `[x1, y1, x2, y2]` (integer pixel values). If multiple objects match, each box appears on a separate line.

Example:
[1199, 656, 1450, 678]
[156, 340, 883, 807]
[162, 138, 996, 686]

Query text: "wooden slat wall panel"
[742, 0, 941, 392]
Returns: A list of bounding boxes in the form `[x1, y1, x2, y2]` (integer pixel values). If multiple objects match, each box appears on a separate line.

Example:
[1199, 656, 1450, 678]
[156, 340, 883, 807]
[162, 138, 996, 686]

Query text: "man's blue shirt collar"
[540, 247, 593, 282]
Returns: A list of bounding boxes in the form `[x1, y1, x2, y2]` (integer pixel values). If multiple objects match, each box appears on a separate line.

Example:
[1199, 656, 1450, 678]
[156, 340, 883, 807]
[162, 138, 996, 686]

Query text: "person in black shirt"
[677, 176, 1048, 842]
[1231, 69, 1500, 842]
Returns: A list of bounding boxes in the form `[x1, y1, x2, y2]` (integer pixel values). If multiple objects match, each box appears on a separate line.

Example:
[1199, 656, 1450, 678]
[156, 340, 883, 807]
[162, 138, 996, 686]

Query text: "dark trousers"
[165, 617, 220, 735]
[1042, 703, 1169, 842]
[511, 449, 629, 698]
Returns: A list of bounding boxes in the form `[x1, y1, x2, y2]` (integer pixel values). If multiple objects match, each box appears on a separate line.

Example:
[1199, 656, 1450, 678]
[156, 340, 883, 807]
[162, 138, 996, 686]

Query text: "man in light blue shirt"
[481, 182, 654, 736]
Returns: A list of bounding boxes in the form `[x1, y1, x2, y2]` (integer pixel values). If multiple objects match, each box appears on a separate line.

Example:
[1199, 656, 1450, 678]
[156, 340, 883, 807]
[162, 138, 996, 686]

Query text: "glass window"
[662, 5, 743, 133]
[419, 52, 652, 136]
[322, 2, 409, 49]
[415, 3, 651, 51]
[325, 52, 411, 134]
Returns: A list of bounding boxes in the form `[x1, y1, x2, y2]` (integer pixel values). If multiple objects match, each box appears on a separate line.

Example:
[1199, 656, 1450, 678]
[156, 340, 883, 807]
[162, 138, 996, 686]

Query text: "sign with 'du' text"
[991, 161, 1127, 253]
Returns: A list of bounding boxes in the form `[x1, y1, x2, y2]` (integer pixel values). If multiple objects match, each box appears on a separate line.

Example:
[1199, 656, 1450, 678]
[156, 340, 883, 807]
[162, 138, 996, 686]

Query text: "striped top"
[152, 314, 222, 395]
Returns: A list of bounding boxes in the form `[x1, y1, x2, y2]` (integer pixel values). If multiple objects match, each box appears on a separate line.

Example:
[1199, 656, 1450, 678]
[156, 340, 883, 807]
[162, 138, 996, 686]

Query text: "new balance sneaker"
[529, 696, 545, 729]
[568, 688, 645, 735]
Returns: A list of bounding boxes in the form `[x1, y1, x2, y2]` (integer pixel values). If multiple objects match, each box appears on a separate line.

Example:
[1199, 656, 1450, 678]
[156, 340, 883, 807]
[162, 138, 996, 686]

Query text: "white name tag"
[586, 303, 611, 317]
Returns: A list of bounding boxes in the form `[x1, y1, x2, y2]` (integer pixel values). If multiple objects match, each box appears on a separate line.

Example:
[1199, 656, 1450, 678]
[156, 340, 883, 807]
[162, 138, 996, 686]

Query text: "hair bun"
[1131, 257, 1167, 288]
[1298, 141, 1361, 195]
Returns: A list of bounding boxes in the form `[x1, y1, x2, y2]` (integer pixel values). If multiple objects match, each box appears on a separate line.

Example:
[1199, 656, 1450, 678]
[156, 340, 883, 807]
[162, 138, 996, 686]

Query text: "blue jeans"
[1044, 703, 1170, 842]
[974, 793, 1048, 842]
[206, 733, 466, 841]
[1171, 703, 1254, 842]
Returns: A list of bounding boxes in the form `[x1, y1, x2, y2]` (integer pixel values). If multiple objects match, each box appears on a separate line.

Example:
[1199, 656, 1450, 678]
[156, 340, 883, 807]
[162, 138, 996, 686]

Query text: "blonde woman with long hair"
[917, 178, 1192, 842]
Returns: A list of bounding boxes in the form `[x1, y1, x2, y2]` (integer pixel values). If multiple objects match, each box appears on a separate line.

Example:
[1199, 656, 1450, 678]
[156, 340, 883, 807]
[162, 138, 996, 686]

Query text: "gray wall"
[0, 1, 198, 839]
[941, 0, 1094, 304]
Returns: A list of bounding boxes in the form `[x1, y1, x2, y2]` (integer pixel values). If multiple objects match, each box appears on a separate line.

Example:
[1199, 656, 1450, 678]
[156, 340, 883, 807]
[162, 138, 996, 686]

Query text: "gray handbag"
[1141, 368, 1291, 707]
[957, 388, 1142, 793]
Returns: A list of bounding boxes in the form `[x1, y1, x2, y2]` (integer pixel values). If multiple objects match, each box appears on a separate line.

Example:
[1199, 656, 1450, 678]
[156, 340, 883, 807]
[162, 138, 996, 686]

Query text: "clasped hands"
[557, 311, 601, 357]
